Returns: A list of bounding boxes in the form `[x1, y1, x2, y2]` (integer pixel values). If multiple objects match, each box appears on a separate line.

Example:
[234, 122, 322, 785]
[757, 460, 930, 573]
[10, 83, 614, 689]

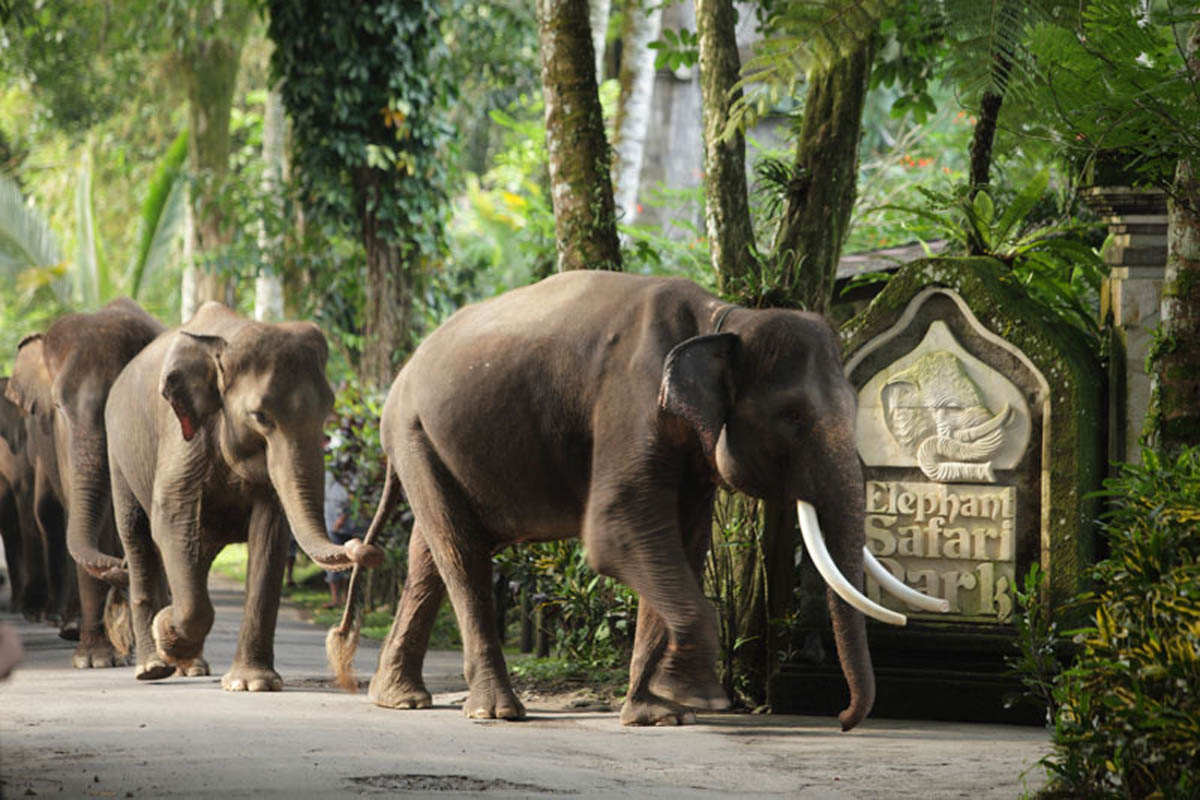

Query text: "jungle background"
[2, 2, 1198, 796]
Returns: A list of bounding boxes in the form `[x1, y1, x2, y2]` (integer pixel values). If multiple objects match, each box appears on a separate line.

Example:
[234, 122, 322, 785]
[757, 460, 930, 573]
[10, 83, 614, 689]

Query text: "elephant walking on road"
[104, 302, 382, 691]
[335, 271, 939, 729]
[5, 299, 166, 667]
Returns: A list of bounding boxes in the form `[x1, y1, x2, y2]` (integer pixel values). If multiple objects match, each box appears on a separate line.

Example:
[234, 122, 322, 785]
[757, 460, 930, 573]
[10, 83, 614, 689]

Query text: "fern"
[726, 0, 1059, 137]
[0, 173, 63, 278]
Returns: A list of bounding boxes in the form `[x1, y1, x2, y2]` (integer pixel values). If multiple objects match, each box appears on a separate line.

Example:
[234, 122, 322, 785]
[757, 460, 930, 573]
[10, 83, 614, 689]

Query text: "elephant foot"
[72, 637, 127, 669]
[647, 650, 730, 712]
[136, 658, 175, 681]
[620, 695, 698, 727]
[222, 664, 283, 692]
[368, 671, 434, 710]
[462, 682, 526, 721]
[151, 607, 204, 663]
[175, 656, 210, 678]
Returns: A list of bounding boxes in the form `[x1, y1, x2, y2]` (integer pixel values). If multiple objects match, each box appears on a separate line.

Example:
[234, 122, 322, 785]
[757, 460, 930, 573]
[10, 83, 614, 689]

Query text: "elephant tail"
[327, 462, 405, 692]
[104, 585, 134, 660]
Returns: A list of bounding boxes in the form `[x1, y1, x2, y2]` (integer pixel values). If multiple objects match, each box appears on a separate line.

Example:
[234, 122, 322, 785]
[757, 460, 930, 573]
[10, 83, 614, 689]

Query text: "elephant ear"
[6, 334, 54, 419]
[159, 331, 228, 442]
[658, 333, 737, 461]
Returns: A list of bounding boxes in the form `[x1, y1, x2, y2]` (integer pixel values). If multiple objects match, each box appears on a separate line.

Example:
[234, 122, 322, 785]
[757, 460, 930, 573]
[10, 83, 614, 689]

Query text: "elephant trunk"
[65, 433, 127, 585]
[267, 439, 382, 572]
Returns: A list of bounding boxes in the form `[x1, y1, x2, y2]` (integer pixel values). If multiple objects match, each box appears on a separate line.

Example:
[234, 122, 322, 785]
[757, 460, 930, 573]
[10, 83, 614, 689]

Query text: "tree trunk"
[611, 0, 662, 225]
[358, 169, 416, 392]
[537, 0, 621, 272]
[255, 82, 287, 323]
[1152, 21, 1200, 455]
[771, 37, 877, 316]
[696, 0, 759, 293]
[177, 2, 252, 320]
[588, 0, 611, 81]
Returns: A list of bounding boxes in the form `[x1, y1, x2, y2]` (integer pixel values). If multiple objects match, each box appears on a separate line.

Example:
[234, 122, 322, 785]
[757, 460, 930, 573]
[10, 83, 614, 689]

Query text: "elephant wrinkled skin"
[350, 271, 878, 730]
[105, 302, 382, 691]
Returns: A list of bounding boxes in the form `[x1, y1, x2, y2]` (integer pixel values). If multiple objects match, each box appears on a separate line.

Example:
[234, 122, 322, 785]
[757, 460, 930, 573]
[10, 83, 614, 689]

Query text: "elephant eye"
[250, 410, 272, 427]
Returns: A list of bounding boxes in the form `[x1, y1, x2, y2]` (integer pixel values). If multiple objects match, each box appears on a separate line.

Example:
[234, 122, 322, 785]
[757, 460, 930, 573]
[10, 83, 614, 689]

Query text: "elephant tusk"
[796, 501, 907, 627]
[862, 548, 951, 613]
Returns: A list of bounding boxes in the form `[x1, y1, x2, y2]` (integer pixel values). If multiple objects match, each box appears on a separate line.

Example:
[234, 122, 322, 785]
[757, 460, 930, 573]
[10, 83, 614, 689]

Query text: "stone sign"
[864, 480, 1016, 621]
[770, 257, 1105, 724]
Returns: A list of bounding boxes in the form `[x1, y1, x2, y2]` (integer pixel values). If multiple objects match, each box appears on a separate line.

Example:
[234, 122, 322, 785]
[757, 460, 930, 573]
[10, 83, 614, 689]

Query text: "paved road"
[0, 576, 1051, 799]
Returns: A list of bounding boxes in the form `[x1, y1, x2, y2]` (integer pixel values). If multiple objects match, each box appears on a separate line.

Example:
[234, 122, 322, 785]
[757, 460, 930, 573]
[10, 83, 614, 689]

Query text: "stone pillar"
[1082, 186, 1168, 464]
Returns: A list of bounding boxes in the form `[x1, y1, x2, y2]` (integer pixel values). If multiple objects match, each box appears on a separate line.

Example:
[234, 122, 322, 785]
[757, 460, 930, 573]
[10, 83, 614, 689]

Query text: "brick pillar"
[1082, 186, 1168, 465]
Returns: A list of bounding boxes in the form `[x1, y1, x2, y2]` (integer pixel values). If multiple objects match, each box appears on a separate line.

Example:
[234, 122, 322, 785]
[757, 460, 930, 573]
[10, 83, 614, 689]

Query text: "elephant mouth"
[796, 500, 950, 626]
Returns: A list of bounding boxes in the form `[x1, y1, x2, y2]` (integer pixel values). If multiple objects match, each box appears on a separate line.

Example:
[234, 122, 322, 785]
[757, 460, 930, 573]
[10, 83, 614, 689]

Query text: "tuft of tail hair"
[104, 585, 134, 660]
[326, 463, 404, 693]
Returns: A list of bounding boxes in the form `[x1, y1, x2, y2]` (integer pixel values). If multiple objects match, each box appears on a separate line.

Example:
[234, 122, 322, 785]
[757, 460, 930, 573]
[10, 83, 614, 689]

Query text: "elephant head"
[881, 352, 1012, 483]
[659, 309, 944, 730]
[157, 318, 381, 572]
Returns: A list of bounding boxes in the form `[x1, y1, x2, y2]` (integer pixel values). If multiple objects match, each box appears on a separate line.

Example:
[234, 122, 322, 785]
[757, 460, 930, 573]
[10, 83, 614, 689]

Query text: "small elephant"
[5, 298, 166, 667]
[103, 302, 382, 691]
[339, 271, 934, 729]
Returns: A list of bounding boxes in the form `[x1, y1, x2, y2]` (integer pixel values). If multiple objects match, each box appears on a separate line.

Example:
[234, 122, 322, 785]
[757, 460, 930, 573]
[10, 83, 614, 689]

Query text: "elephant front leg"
[370, 524, 446, 710]
[620, 602, 697, 725]
[113, 473, 172, 680]
[222, 502, 286, 692]
[619, 490, 721, 725]
[586, 480, 728, 723]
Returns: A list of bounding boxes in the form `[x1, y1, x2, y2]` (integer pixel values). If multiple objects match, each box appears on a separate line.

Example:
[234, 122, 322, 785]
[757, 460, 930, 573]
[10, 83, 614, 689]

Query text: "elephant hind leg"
[369, 522, 445, 709]
[72, 568, 121, 668]
[394, 437, 524, 721]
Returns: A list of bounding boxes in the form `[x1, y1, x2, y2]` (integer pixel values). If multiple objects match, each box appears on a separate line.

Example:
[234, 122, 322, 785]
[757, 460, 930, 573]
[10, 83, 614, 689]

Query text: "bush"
[496, 540, 637, 671]
[1027, 447, 1200, 799]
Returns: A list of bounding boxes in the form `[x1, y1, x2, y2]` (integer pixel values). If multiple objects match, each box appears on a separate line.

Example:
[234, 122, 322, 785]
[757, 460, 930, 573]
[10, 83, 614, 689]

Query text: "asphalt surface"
[0, 573, 1051, 799]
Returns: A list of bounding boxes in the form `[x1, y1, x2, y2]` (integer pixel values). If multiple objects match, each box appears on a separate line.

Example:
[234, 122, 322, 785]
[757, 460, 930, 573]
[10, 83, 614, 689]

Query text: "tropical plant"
[1032, 447, 1200, 798]
[880, 170, 1107, 349]
[495, 539, 638, 671]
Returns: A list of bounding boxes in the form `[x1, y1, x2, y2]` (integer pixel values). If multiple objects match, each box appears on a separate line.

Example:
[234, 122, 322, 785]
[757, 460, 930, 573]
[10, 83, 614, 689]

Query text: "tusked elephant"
[5, 298, 166, 667]
[333, 271, 942, 730]
[103, 302, 383, 691]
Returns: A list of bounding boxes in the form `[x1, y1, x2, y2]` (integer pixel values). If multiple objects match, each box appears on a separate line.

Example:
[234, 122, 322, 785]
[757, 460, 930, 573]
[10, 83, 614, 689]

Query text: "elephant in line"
[5, 298, 166, 667]
[1, 380, 48, 620]
[338, 271, 933, 729]
[103, 302, 382, 691]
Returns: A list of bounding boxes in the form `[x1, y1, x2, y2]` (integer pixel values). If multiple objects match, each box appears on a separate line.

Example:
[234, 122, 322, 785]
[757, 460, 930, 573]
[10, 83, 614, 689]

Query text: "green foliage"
[1026, 2, 1200, 191]
[268, 0, 456, 256]
[706, 492, 766, 704]
[1006, 564, 1063, 724]
[649, 25, 698, 71]
[1033, 447, 1200, 799]
[728, 0, 897, 133]
[496, 541, 638, 671]
[0, 0, 167, 131]
[877, 171, 1108, 351]
[129, 129, 189, 300]
[445, 97, 557, 296]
